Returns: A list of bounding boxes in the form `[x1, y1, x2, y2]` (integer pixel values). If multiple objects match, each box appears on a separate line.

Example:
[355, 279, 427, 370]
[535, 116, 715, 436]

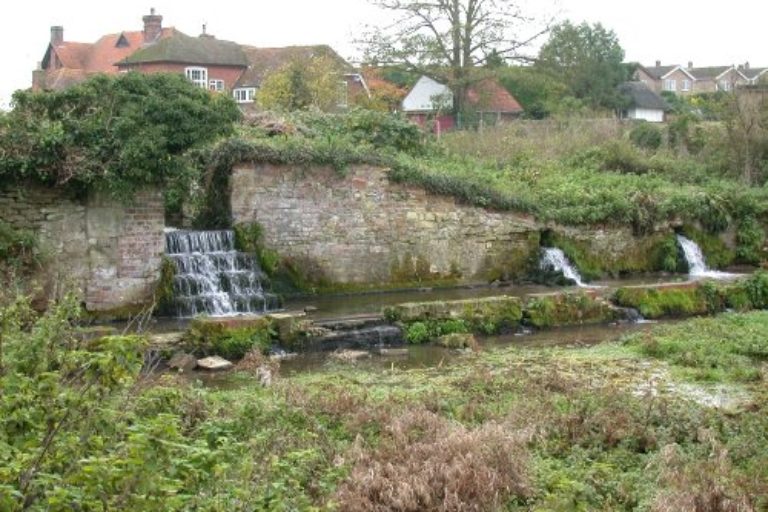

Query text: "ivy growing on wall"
[0, 72, 241, 205]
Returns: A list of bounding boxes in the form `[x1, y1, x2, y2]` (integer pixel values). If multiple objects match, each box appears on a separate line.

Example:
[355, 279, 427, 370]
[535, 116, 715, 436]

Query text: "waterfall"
[165, 229, 280, 317]
[540, 247, 588, 287]
[676, 235, 734, 279]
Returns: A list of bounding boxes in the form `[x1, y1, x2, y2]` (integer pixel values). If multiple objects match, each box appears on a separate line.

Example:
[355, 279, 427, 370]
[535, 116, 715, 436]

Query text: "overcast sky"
[1, 0, 766, 109]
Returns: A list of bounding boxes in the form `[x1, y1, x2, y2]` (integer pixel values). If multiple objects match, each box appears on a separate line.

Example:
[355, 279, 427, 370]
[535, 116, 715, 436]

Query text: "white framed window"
[718, 80, 732, 92]
[209, 79, 224, 92]
[681, 79, 691, 91]
[233, 87, 256, 103]
[185, 67, 208, 88]
[663, 79, 677, 91]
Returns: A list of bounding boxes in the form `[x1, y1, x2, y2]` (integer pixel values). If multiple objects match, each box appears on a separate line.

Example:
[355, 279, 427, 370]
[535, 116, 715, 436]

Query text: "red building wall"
[406, 113, 456, 133]
[120, 62, 245, 90]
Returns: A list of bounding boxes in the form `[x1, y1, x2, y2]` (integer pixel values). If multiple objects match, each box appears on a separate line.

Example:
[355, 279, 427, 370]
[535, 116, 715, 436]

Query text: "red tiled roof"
[466, 78, 523, 113]
[54, 42, 92, 69]
[84, 28, 175, 73]
[43, 27, 177, 83]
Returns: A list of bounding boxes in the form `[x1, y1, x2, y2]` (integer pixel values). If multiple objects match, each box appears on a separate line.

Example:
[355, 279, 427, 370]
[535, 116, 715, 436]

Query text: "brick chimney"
[142, 8, 163, 44]
[655, 60, 661, 68]
[688, 61, 693, 69]
[50, 26, 64, 46]
[744, 61, 750, 70]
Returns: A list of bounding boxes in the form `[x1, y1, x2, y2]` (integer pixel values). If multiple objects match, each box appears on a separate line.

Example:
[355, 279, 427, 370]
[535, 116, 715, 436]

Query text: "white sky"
[1, 0, 766, 109]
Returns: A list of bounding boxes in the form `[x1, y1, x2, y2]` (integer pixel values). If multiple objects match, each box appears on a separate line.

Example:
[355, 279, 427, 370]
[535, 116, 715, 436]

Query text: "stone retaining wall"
[230, 164, 684, 287]
[231, 164, 540, 286]
[0, 185, 164, 313]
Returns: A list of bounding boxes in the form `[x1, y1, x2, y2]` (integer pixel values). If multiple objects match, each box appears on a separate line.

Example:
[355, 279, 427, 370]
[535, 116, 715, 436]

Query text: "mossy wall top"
[229, 164, 692, 286]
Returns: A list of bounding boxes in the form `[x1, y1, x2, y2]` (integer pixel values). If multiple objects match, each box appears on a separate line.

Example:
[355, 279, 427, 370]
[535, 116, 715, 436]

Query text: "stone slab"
[197, 356, 234, 371]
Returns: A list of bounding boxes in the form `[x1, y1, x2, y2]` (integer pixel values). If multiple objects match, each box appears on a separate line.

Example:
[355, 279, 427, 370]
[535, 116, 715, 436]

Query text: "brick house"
[738, 63, 768, 85]
[686, 64, 748, 93]
[634, 62, 696, 95]
[634, 60, 762, 95]
[32, 9, 366, 108]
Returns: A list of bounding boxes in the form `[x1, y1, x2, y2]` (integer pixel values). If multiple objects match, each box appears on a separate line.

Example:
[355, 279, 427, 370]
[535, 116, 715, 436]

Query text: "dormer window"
[185, 67, 208, 88]
[116, 34, 130, 48]
[233, 87, 256, 103]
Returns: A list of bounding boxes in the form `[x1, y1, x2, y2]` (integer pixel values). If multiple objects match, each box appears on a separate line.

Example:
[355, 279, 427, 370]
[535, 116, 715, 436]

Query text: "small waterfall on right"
[676, 235, 734, 279]
[540, 247, 588, 287]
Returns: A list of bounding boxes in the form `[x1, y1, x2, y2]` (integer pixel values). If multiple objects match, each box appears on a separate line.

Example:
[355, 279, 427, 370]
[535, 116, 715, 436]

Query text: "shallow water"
[286, 274, 690, 321]
[278, 320, 660, 376]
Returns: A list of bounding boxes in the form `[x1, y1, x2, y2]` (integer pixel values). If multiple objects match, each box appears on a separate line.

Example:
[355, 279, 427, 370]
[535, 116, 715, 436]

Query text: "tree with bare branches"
[361, 0, 550, 115]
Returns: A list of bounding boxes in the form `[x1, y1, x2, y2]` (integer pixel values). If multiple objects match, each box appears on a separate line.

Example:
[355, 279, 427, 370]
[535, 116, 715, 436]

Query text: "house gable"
[402, 76, 453, 113]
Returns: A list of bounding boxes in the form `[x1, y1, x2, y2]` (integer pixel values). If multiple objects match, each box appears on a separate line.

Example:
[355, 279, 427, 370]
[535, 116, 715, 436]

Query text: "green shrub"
[155, 256, 177, 314]
[629, 122, 662, 150]
[0, 221, 40, 274]
[524, 293, 616, 328]
[613, 285, 710, 319]
[405, 322, 430, 344]
[742, 270, 768, 309]
[652, 235, 684, 273]
[404, 318, 470, 344]
[234, 222, 280, 277]
[599, 140, 652, 174]
[187, 318, 274, 359]
[735, 217, 765, 264]
[1, 73, 239, 202]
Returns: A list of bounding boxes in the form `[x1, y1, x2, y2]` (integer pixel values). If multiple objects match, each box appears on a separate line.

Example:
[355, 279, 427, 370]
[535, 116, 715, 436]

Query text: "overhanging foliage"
[0, 72, 241, 201]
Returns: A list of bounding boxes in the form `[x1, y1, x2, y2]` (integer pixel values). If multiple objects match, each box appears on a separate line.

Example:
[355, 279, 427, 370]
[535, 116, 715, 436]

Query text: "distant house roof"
[742, 68, 768, 82]
[34, 10, 358, 97]
[641, 64, 678, 79]
[639, 64, 695, 80]
[402, 75, 524, 114]
[236, 45, 352, 87]
[119, 31, 247, 67]
[466, 78, 523, 113]
[41, 29, 176, 77]
[687, 66, 742, 80]
[619, 81, 669, 110]
[402, 76, 453, 112]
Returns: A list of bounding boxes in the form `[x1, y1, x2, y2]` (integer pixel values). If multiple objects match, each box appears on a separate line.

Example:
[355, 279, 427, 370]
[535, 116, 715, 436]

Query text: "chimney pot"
[142, 8, 163, 44]
[688, 61, 693, 69]
[655, 60, 661, 68]
[745, 61, 750, 70]
[50, 26, 64, 46]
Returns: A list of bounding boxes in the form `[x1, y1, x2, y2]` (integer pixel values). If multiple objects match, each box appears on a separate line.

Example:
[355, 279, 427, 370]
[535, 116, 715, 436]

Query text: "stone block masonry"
[0, 185, 164, 313]
[231, 164, 541, 286]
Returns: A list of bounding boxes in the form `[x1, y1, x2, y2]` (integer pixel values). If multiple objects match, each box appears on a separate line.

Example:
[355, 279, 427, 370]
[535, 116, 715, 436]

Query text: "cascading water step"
[676, 234, 737, 279]
[165, 229, 280, 317]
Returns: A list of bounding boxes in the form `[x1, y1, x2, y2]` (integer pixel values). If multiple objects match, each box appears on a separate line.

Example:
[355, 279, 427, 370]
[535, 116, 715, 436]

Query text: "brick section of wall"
[230, 164, 541, 285]
[85, 189, 165, 311]
[0, 185, 164, 312]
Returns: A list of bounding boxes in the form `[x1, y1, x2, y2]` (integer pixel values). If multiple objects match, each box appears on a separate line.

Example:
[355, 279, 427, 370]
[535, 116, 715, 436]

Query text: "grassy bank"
[204, 114, 768, 233]
[3, 293, 766, 510]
